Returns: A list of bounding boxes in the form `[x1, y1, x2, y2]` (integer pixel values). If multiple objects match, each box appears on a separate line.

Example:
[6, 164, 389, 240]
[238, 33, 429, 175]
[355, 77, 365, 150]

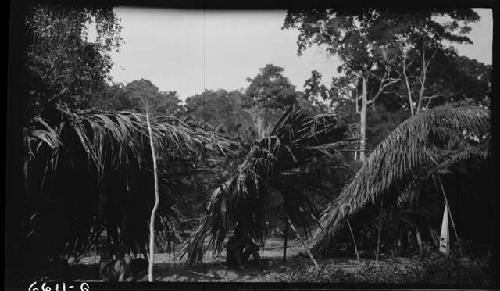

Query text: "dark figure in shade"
[226, 224, 263, 271]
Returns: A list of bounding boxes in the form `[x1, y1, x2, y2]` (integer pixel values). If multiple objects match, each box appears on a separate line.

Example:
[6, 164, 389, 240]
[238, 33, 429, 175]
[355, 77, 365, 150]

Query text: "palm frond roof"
[23, 106, 232, 258]
[310, 105, 490, 253]
[25, 106, 231, 174]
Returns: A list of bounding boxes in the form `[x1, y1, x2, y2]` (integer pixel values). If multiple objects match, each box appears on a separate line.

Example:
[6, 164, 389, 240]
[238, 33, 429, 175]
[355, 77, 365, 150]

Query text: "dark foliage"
[182, 106, 357, 263]
[22, 106, 231, 270]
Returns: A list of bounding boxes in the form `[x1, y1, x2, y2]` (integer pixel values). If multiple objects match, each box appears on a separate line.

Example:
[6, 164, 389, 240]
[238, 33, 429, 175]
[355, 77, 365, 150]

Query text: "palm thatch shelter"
[22, 105, 230, 271]
[310, 105, 490, 255]
[182, 106, 358, 263]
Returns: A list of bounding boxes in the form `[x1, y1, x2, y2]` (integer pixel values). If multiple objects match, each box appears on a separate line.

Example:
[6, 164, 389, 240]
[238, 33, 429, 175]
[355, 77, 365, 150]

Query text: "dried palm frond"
[310, 105, 490, 254]
[23, 106, 232, 258]
[182, 106, 357, 262]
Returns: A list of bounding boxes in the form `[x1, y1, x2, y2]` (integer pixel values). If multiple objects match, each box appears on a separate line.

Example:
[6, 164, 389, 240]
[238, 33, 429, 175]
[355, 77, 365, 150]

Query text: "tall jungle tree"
[303, 70, 329, 107]
[91, 79, 183, 115]
[7, 4, 123, 282]
[244, 64, 298, 139]
[26, 5, 122, 114]
[283, 8, 480, 161]
[184, 89, 256, 145]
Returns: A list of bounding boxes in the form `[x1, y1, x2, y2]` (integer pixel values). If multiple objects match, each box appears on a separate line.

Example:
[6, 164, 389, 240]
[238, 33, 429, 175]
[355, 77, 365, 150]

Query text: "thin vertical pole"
[346, 218, 360, 261]
[146, 110, 160, 282]
[283, 217, 289, 263]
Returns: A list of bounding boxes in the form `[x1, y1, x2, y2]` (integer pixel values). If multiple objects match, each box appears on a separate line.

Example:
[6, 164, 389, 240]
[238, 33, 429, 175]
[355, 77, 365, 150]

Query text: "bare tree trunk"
[256, 113, 266, 140]
[416, 44, 426, 115]
[146, 111, 160, 282]
[359, 74, 368, 162]
[402, 57, 415, 117]
[247, 106, 269, 140]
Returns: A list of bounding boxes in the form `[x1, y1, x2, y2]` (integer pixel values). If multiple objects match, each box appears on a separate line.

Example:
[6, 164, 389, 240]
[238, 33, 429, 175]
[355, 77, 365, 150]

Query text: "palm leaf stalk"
[181, 106, 357, 263]
[23, 105, 231, 259]
[311, 105, 490, 255]
[287, 216, 319, 269]
[346, 218, 360, 261]
[434, 173, 462, 255]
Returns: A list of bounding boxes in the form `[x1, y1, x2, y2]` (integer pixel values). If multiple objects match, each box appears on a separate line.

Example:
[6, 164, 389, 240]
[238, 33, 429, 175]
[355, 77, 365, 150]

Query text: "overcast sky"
[109, 8, 492, 101]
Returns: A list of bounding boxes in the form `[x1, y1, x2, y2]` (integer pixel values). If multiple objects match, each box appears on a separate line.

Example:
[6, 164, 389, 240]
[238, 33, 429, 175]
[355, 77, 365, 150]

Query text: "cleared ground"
[66, 237, 494, 286]
[70, 238, 364, 282]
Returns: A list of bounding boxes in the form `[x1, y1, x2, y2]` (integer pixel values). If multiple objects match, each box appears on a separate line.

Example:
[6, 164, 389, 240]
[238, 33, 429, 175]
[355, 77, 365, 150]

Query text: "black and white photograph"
[6, 0, 498, 289]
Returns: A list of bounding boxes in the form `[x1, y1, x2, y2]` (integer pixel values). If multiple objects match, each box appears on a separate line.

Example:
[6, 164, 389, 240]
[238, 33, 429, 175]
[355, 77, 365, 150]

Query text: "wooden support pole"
[346, 218, 360, 261]
[283, 217, 289, 263]
[146, 110, 160, 282]
[287, 217, 319, 269]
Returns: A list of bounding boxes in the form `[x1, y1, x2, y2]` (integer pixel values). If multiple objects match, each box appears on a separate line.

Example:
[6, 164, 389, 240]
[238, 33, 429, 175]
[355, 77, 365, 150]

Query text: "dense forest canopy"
[26, 6, 122, 113]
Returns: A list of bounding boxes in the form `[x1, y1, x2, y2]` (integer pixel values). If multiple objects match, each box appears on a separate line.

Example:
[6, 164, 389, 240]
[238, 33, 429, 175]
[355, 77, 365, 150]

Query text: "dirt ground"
[70, 238, 363, 282]
[66, 238, 495, 286]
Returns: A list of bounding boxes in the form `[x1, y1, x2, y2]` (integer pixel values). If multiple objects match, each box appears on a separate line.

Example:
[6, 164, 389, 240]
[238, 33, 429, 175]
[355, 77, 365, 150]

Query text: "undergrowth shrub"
[420, 252, 495, 287]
